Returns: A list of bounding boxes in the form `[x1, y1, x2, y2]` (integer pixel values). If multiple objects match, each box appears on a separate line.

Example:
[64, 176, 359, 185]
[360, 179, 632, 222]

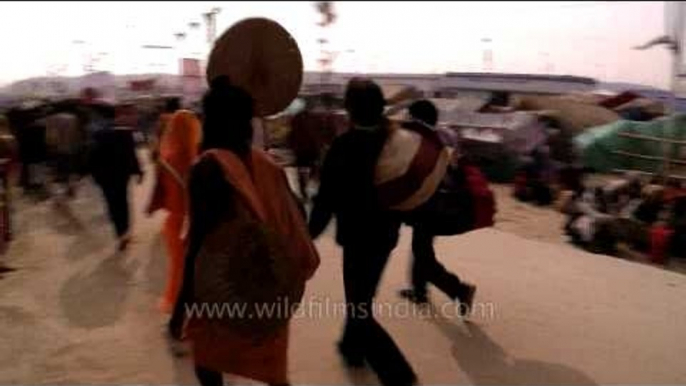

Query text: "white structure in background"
[632, 2, 684, 105]
[170, 7, 221, 102]
[671, 1, 686, 98]
[180, 58, 204, 102]
[203, 8, 221, 48]
[481, 38, 493, 72]
[655, 1, 686, 98]
[657, 1, 686, 98]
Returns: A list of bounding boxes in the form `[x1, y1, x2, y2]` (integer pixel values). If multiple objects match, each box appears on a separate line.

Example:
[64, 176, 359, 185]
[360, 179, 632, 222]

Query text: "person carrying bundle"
[396, 100, 480, 312]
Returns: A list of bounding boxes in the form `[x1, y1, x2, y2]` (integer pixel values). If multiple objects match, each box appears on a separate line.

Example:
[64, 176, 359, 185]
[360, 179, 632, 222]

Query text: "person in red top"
[288, 109, 323, 202]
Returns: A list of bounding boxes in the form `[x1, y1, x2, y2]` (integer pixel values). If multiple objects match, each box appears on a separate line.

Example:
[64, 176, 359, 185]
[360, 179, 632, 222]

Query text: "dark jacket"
[308, 125, 400, 248]
[89, 127, 142, 184]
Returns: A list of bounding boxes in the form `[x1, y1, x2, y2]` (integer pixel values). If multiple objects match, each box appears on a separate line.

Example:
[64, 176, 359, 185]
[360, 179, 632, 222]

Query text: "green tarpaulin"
[574, 114, 686, 173]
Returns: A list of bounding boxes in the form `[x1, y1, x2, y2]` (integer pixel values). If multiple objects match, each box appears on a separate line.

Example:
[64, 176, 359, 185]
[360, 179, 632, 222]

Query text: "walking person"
[46, 108, 85, 198]
[146, 109, 202, 314]
[288, 109, 323, 202]
[397, 100, 477, 313]
[308, 78, 417, 386]
[0, 115, 18, 244]
[151, 97, 181, 163]
[168, 77, 320, 386]
[88, 103, 142, 251]
[16, 106, 49, 195]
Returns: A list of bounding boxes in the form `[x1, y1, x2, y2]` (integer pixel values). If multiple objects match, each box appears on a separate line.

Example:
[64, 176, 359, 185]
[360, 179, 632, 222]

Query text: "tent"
[445, 111, 549, 182]
[517, 95, 620, 134]
[574, 114, 686, 174]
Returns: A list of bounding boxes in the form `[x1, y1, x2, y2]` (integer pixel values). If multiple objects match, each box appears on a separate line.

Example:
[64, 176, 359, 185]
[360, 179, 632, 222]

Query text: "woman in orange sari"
[169, 77, 319, 386]
[150, 109, 202, 313]
[151, 98, 181, 162]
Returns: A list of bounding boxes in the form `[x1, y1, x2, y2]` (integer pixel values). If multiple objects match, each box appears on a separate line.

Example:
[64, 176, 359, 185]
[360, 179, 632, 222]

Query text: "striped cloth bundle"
[375, 122, 452, 211]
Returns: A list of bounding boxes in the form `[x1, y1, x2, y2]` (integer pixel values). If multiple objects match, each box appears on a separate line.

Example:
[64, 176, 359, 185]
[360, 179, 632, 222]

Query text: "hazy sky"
[0, 1, 674, 89]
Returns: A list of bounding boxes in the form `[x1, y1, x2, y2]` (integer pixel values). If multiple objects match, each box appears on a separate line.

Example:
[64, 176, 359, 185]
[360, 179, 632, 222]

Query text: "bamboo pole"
[612, 168, 686, 180]
[612, 149, 686, 165]
[617, 131, 686, 145]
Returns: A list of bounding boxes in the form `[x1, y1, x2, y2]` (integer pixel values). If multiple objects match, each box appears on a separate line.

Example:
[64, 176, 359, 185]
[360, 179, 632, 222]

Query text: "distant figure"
[88, 104, 142, 251]
[513, 146, 556, 206]
[78, 87, 111, 136]
[46, 111, 84, 198]
[169, 77, 319, 386]
[308, 78, 417, 386]
[151, 97, 181, 162]
[0, 115, 18, 178]
[147, 109, 202, 314]
[479, 91, 514, 113]
[0, 115, 18, 241]
[16, 107, 49, 193]
[398, 100, 478, 310]
[288, 109, 323, 202]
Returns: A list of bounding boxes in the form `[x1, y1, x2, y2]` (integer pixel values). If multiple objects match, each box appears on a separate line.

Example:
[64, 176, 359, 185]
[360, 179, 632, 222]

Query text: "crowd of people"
[0, 76, 495, 386]
[561, 171, 686, 262]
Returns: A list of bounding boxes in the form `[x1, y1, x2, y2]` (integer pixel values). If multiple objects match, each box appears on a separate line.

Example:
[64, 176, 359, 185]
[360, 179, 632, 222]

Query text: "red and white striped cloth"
[375, 122, 452, 211]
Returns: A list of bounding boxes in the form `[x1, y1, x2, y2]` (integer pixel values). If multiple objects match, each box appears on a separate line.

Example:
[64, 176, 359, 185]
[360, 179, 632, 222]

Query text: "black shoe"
[337, 341, 365, 368]
[399, 288, 429, 305]
[168, 317, 184, 342]
[164, 323, 189, 358]
[117, 234, 132, 252]
[457, 283, 477, 318]
[378, 370, 418, 386]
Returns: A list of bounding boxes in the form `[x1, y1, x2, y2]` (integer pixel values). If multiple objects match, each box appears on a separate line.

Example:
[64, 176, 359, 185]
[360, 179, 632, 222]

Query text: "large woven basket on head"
[206, 18, 303, 117]
[518, 95, 620, 135]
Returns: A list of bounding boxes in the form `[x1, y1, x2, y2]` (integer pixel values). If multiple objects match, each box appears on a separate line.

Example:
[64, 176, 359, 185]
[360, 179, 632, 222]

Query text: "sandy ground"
[1, 154, 686, 385]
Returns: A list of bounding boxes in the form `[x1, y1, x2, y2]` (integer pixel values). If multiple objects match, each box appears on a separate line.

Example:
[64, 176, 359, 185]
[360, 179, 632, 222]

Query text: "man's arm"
[308, 139, 340, 239]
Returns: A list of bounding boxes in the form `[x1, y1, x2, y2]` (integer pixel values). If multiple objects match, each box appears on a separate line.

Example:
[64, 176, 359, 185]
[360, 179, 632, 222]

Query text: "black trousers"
[52, 153, 75, 183]
[97, 178, 131, 238]
[340, 242, 416, 385]
[194, 365, 289, 386]
[20, 162, 30, 188]
[411, 227, 466, 299]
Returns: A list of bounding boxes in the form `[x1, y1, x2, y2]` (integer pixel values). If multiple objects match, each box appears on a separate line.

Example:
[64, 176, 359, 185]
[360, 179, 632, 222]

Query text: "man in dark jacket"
[88, 103, 142, 251]
[309, 78, 416, 386]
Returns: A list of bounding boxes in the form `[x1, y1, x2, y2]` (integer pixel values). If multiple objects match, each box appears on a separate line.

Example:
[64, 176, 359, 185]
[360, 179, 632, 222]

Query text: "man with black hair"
[309, 78, 417, 386]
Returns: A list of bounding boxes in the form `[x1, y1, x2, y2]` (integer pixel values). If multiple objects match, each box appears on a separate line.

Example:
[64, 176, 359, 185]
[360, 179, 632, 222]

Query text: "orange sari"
[156, 110, 202, 313]
[187, 148, 320, 385]
[151, 112, 173, 161]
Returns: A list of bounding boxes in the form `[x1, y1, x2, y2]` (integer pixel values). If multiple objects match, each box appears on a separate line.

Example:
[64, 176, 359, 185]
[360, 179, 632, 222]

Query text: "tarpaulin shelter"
[574, 114, 686, 175]
[445, 111, 549, 182]
[518, 95, 620, 135]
